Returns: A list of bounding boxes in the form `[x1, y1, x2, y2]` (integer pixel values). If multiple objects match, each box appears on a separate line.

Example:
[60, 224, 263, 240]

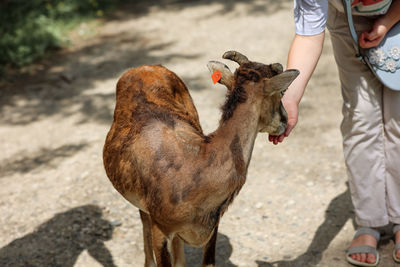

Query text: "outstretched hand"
[268, 98, 298, 145]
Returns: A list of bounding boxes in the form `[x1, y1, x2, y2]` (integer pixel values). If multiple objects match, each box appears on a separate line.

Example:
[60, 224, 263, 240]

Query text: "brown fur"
[103, 55, 297, 266]
[221, 62, 281, 122]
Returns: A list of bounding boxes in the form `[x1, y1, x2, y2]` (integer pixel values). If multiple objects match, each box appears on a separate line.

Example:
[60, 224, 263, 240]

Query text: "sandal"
[393, 224, 400, 263]
[346, 227, 380, 267]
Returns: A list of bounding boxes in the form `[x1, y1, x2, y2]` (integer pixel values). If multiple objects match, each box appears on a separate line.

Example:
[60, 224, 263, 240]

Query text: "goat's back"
[103, 65, 203, 195]
[114, 65, 201, 132]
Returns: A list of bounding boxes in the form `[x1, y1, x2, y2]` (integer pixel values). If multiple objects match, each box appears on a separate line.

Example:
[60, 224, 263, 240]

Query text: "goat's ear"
[207, 61, 234, 90]
[263, 69, 299, 95]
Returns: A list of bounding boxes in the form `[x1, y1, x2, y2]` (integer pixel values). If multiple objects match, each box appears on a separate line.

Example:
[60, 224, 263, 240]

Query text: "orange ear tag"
[211, 70, 222, 84]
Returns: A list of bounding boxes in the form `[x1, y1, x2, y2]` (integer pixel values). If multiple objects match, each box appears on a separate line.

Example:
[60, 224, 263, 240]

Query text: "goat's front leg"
[140, 210, 156, 267]
[152, 223, 172, 267]
[202, 225, 218, 267]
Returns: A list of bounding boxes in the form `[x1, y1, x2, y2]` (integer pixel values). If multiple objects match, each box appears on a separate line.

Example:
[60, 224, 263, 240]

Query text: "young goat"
[103, 51, 299, 266]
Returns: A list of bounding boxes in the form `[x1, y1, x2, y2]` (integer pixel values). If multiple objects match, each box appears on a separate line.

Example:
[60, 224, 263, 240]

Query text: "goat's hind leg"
[202, 226, 218, 267]
[151, 222, 173, 267]
[171, 235, 186, 267]
[140, 210, 156, 267]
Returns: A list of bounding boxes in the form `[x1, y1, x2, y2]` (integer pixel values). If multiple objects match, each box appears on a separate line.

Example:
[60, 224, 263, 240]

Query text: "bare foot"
[396, 229, 400, 260]
[348, 233, 378, 264]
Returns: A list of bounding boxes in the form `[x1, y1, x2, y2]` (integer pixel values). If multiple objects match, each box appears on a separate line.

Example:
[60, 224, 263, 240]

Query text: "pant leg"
[383, 87, 400, 224]
[326, 4, 388, 227]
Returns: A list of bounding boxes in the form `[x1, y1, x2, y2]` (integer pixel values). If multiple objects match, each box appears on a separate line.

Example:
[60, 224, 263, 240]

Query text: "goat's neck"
[211, 96, 261, 168]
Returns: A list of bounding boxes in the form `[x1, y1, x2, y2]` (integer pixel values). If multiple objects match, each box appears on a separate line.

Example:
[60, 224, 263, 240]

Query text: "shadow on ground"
[0, 205, 116, 267]
[0, 143, 88, 178]
[255, 184, 356, 267]
[109, 0, 292, 20]
[185, 232, 237, 267]
[0, 0, 291, 127]
[0, 35, 196, 126]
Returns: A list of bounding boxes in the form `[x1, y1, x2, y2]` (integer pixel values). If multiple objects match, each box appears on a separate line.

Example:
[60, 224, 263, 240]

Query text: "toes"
[366, 253, 376, 264]
[349, 252, 377, 264]
[360, 253, 367, 263]
[396, 250, 400, 260]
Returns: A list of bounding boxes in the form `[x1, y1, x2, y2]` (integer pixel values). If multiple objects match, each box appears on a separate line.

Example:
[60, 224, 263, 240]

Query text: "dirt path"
[0, 1, 398, 266]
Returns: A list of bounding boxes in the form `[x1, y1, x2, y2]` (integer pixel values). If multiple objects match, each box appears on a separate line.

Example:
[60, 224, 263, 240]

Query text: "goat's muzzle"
[276, 102, 288, 136]
[259, 101, 288, 136]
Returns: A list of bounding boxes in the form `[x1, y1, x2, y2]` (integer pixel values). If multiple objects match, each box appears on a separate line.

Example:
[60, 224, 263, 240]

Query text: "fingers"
[359, 23, 388, 49]
[268, 126, 292, 145]
[268, 97, 299, 145]
[267, 119, 297, 145]
[361, 38, 383, 49]
[268, 134, 281, 145]
[359, 32, 384, 48]
[268, 135, 280, 145]
[359, 32, 369, 48]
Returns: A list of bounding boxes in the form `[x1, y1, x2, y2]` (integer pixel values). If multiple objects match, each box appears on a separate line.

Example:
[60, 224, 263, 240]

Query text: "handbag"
[342, 0, 400, 91]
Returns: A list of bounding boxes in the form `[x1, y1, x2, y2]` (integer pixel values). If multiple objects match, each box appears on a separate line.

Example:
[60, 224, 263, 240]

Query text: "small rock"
[111, 220, 122, 227]
[80, 171, 89, 179]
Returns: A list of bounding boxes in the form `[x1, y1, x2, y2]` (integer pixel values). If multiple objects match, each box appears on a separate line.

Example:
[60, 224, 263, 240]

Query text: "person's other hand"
[268, 97, 298, 145]
[359, 18, 389, 49]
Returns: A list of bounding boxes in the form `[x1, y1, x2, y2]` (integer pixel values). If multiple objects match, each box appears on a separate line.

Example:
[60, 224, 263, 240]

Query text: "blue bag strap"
[342, 0, 363, 60]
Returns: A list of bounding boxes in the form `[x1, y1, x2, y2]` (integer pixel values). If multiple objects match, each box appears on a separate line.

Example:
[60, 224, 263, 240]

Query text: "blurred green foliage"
[0, 0, 119, 72]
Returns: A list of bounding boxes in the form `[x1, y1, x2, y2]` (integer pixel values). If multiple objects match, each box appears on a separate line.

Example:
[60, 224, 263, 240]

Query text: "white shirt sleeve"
[294, 0, 329, 36]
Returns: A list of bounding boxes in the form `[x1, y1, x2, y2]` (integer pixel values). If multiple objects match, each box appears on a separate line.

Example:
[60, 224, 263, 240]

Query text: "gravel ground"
[0, 1, 399, 266]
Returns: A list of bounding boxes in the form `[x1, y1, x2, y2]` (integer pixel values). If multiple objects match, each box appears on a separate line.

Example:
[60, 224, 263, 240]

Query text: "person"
[268, 0, 400, 266]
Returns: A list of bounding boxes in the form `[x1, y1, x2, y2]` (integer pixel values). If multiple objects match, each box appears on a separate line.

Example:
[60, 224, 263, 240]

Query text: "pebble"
[255, 202, 263, 209]
[80, 171, 89, 179]
[111, 220, 122, 227]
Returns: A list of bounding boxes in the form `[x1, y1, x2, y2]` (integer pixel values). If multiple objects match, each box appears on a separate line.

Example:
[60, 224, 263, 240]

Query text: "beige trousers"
[326, 4, 400, 227]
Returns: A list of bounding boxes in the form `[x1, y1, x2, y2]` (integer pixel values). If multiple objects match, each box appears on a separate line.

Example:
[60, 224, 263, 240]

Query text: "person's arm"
[359, 0, 400, 48]
[268, 32, 325, 145]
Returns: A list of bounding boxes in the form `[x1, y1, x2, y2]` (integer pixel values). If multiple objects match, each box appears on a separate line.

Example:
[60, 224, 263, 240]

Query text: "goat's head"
[207, 51, 299, 136]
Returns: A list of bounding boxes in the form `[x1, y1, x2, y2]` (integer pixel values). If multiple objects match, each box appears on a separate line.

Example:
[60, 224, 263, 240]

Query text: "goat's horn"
[271, 63, 283, 74]
[222, 51, 250, 65]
